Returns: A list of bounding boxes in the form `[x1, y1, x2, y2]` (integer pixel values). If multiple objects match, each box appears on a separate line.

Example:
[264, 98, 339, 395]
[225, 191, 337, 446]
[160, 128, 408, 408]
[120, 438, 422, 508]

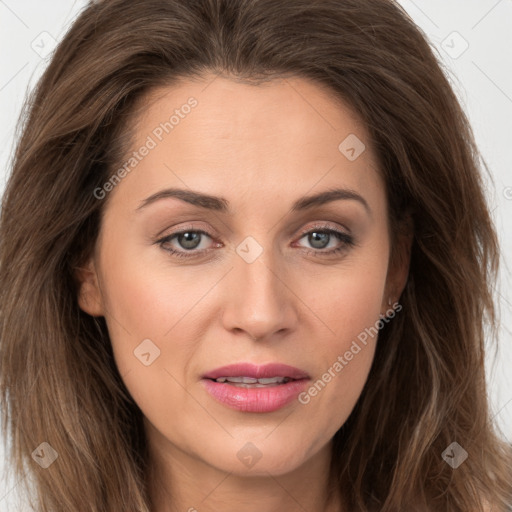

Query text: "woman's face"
[78, 74, 407, 478]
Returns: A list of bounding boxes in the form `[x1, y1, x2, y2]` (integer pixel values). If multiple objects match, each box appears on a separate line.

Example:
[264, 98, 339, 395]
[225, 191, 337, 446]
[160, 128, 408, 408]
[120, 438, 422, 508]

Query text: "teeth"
[217, 376, 258, 383]
[257, 377, 286, 384]
[214, 376, 291, 385]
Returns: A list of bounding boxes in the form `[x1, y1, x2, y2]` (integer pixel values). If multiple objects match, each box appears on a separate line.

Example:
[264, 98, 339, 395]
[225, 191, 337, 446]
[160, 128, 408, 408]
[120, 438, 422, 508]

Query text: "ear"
[75, 257, 105, 317]
[381, 213, 413, 315]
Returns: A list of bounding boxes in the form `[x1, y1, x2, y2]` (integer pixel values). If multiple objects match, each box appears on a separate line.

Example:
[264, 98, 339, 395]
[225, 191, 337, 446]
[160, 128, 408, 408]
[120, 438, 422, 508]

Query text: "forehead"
[136, 74, 369, 148]
[105, 74, 384, 215]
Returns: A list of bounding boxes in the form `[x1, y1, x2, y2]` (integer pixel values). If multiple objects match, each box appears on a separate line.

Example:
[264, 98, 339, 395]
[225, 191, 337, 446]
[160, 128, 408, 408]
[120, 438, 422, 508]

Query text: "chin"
[199, 436, 318, 477]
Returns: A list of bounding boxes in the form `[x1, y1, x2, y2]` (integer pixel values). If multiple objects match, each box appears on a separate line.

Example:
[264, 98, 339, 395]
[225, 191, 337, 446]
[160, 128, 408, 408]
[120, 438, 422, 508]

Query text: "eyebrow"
[136, 186, 371, 215]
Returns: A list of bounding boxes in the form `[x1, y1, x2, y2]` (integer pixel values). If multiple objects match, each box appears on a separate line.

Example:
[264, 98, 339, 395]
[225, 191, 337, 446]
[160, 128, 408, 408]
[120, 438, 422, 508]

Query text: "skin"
[76, 74, 411, 512]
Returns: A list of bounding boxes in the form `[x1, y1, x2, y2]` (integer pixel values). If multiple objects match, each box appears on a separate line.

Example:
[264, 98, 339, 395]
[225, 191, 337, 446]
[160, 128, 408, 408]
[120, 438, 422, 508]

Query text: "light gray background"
[1, 1, 511, 509]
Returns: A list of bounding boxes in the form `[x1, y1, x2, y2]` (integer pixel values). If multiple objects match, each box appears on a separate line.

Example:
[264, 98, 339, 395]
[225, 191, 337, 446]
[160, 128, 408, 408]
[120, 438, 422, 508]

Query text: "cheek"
[306, 243, 389, 354]
[97, 257, 198, 414]
[94, 234, 182, 374]
[95, 232, 218, 414]
[297, 241, 389, 425]
[298, 290, 381, 441]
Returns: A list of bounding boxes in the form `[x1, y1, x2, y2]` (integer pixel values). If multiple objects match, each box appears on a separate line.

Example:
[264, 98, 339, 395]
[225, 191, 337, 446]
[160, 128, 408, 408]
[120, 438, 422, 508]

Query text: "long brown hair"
[1, 0, 511, 510]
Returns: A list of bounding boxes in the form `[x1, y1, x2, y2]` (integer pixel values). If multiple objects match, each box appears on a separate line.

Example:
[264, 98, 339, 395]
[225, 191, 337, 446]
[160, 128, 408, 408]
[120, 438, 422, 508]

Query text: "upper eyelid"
[158, 221, 349, 238]
[296, 222, 351, 236]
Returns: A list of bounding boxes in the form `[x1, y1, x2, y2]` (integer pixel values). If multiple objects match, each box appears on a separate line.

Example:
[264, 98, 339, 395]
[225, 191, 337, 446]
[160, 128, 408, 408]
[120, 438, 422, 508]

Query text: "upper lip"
[202, 363, 310, 380]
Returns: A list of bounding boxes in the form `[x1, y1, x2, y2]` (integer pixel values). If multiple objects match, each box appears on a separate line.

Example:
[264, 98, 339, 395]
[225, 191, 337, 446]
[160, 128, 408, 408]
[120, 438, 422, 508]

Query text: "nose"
[221, 242, 298, 342]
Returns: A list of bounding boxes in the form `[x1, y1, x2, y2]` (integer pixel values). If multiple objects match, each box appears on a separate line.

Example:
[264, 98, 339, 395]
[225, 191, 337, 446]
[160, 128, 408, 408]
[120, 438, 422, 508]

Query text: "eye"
[156, 222, 355, 259]
[294, 223, 355, 257]
[157, 227, 217, 259]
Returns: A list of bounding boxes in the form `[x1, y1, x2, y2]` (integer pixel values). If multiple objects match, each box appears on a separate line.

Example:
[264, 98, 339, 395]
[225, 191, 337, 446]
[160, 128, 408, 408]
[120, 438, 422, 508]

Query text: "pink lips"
[201, 362, 310, 413]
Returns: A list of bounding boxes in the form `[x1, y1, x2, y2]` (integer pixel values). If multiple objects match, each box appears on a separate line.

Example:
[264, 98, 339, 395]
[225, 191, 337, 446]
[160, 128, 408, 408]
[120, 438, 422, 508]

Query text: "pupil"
[179, 232, 200, 249]
[309, 231, 329, 249]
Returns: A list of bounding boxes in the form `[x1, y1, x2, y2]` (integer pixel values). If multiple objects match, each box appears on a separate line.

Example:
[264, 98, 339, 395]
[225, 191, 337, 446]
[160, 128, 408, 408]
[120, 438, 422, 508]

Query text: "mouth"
[201, 362, 310, 413]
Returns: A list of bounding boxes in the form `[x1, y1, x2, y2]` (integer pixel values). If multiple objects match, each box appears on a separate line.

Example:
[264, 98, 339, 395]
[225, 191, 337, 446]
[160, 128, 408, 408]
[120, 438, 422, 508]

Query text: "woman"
[1, 0, 511, 510]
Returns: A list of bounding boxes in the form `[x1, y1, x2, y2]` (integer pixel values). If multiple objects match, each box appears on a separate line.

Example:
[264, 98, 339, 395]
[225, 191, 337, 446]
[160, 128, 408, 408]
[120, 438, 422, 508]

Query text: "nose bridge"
[222, 233, 295, 340]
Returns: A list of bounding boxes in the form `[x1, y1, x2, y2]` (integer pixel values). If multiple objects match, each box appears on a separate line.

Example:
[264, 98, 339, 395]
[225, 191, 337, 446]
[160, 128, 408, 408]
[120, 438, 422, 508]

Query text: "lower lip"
[201, 378, 309, 413]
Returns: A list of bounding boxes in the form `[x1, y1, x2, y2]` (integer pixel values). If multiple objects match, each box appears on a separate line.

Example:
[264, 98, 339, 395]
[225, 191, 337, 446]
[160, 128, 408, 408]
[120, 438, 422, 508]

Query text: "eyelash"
[156, 223, 355, 260]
